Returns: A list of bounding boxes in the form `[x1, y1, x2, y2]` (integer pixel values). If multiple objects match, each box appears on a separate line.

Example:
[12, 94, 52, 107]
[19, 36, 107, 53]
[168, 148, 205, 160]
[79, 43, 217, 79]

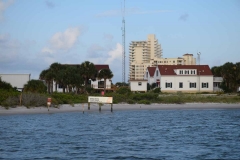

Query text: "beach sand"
[0, 103, 240, 115]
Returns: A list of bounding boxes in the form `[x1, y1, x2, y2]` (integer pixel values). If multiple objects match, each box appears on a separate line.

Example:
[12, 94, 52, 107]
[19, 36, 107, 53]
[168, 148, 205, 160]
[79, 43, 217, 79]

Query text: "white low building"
[145, 65, 214, 93]
[129, 80, 148, 92]
[0, 74, 31, 91]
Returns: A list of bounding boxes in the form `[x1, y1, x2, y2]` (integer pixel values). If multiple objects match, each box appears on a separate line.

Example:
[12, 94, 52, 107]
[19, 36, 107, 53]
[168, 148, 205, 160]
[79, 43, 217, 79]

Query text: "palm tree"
[79, 61, 97, 92]
[50, 62, 62, 92]
[98, 68, 113, 93]
[39, 69, 54, 94]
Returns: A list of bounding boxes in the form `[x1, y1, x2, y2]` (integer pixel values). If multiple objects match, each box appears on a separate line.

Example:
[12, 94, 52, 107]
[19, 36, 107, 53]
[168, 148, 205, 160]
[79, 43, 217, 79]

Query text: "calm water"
[0, 108, 240, 160]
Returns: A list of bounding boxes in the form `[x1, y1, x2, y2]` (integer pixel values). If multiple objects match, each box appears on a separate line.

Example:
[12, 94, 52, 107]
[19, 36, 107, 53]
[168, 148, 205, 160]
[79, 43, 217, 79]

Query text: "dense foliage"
[211, 62, 240, 92]
[24, 80, 47, 93]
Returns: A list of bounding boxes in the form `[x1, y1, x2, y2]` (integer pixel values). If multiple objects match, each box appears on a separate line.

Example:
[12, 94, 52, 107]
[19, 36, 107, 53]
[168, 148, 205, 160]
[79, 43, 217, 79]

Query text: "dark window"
[202, 83, 209, 88]
[165, 82, 172, 88]
[189, 82, 196, 88]
[138, 82, 142, 86]
[179, 82, 183, 88]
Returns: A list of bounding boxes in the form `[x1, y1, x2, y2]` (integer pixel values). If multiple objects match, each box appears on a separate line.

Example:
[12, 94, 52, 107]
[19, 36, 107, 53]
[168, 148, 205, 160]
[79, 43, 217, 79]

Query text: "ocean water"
[0, 109, 240, 160]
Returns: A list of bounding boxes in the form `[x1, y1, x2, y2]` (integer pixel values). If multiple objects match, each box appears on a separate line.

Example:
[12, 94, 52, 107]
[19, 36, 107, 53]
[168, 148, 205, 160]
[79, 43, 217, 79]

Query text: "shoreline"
[0, 103, 240, 116]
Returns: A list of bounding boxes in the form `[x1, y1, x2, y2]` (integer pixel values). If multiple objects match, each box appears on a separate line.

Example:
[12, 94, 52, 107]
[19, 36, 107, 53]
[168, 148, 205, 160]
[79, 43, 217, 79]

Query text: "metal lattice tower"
[122, 0, 125, 83]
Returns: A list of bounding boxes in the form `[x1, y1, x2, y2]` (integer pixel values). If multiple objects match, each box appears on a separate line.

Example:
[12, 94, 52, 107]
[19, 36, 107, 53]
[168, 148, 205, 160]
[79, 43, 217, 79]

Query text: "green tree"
[79, 61, 97, 92]
[50, 62, 62, 92]
[0, 77, 14, 91]
[98, 68, 114, 93]
[39, 69, 54, 94]
[24, 80, 47, 93]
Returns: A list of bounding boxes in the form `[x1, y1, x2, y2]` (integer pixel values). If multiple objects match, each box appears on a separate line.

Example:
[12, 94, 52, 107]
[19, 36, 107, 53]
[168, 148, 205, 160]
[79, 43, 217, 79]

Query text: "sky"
[0, 0, 240, 83]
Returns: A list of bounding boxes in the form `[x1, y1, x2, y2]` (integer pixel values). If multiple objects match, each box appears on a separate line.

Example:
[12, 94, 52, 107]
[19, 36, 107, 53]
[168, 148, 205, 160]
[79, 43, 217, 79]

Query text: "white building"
[129, 80, 148, 92]
[0, 74, 31, 91]
[145, 65, 214, 93]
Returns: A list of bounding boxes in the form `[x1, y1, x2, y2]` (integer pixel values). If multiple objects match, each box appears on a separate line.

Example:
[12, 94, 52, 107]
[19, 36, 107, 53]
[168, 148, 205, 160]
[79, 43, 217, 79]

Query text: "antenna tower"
[122, 0, 126, 83]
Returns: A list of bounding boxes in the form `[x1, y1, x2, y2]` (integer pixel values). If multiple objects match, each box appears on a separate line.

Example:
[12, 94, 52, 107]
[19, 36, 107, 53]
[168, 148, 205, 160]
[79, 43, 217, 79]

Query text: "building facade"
[0, 74, 31, 91]
[144, 65, 214, 93]
[129, 34, 196, 81]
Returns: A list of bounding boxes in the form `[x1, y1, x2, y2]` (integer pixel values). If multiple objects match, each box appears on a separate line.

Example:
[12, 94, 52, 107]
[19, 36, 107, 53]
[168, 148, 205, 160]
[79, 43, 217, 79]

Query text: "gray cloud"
[104, 33, 114, 41]
[0, 0, 14, 21]
[87, 44, 106, 58]
[179, 13, 189, 21]
[45, 0, 55, 9]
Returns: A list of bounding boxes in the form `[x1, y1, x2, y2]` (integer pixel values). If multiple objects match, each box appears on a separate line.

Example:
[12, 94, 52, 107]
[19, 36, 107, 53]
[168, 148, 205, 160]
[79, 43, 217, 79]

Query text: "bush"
[116, 87, 131, 94]
[138, 100, 151, 105]
[153, 87, 161, 93]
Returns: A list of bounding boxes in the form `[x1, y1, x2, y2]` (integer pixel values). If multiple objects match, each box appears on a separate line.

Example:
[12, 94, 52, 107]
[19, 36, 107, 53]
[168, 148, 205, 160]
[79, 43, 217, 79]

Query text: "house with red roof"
[145, 65, 214, 92]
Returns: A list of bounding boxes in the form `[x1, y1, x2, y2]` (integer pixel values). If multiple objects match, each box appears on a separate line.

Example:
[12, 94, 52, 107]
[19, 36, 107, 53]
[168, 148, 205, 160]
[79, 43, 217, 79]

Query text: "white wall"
[91, 79, 111, 89]
[0, 74, 30, 91]
[144, 70, 155, 85]
[160, 75, 213, 92]
[130, 81, 147, 92]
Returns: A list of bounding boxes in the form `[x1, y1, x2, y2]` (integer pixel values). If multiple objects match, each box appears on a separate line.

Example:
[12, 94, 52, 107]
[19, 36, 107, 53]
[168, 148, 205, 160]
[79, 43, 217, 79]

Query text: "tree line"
[38, 61, 113, 94]
[211, 62, 240, 92]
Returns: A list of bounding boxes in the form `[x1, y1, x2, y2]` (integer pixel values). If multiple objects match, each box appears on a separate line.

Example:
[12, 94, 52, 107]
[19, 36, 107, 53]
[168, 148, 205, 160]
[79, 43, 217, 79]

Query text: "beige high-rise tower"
[129, 34, 196, 80]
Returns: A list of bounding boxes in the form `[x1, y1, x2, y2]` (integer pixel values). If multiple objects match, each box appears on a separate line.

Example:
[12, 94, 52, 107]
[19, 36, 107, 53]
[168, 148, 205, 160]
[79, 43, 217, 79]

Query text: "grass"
[0, 90, 239, 108]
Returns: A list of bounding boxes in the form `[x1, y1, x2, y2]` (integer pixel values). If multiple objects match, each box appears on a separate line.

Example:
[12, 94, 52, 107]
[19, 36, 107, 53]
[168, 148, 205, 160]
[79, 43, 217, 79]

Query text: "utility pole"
[122, 0, 126, 83]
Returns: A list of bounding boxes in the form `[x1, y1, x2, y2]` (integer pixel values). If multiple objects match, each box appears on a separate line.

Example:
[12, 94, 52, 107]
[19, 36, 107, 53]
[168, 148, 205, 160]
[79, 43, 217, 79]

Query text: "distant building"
[145, 65, 213, 93]
[0, 74, 31, 91]
[55, 64, 112, 92]
[129, 34, 196, 80]
[129, 80, 148, 92]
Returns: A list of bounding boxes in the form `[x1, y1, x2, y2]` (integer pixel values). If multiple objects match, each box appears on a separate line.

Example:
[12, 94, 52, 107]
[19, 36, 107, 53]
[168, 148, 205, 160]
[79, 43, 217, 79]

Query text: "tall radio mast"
[122, 0, 126, 83]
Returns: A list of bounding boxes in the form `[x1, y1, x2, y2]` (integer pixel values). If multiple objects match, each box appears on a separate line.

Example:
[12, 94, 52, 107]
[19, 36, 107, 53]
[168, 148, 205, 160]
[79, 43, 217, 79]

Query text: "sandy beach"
[0, 103, 240, 115]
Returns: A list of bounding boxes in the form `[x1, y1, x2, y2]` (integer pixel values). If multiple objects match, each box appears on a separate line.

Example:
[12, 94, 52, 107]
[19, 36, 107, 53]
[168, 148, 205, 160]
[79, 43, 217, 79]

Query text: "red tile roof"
[157, 65, 213, 76]
[94, 65, 109, 71]
[147, 67, 156, 77]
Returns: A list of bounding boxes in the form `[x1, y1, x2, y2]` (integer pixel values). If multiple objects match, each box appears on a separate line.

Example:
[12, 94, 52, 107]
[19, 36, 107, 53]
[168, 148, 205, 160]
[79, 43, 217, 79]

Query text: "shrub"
[138, 100, 151, 105]
[153, 87, 161, 93]
[116, 87, 131, 94]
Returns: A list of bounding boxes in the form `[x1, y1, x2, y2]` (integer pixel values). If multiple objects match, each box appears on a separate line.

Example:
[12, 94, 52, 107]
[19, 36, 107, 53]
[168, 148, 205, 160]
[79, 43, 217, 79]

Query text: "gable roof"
[157, 65, 212, 76]
[147, 67, 156, 77]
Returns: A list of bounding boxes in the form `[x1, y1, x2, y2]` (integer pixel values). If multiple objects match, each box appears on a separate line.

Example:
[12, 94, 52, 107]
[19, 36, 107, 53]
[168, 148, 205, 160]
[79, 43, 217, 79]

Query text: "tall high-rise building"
[129, 34, 196, 80]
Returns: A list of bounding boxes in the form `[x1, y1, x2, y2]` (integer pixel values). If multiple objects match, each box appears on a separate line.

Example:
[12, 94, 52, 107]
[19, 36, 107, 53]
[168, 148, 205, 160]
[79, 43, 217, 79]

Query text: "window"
[191, 70, 196, 74]
[146, 72, 148, 78]
[189, 82, 196, 88]
[58, 83, 63, 88]
[179, 82, 183, 88]
[156, 70, 158, 76]
[165, 82, 172, 88]
[179, 70, 183, 74]
[185, 70, 189, 74]
[138, 82, 142, 86]
[202, 83, 209, 88]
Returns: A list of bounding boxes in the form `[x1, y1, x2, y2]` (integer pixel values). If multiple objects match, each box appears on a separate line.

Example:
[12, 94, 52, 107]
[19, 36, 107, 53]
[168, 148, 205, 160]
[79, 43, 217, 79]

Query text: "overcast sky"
[0, 0, 240, 83]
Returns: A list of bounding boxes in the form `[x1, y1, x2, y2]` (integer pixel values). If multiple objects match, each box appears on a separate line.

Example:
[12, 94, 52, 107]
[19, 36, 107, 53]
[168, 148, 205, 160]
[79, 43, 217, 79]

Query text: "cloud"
[179, 13, 189, 21]
[105, 43, 122, 64]
[42, 27, 81, 54]
[87, 44, 106, 58]
[103, 33, 114, 41]
[0, 33, 21, 63]
[45, 0, 55, 9]
[96, 8, 172, 17]
[0, 0, 14, 21]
